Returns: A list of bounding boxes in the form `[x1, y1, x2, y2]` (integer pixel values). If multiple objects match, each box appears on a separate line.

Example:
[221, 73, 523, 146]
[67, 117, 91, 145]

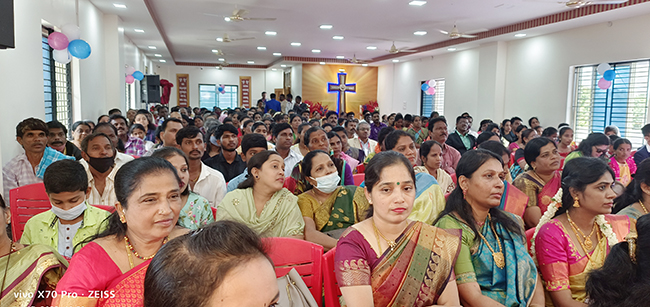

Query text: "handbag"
[276, 268, 319, 307]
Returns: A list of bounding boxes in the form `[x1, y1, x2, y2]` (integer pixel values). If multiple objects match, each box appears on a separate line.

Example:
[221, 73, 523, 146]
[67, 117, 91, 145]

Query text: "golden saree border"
[97, 262, 149, 307]
[540, 262, 570, 291]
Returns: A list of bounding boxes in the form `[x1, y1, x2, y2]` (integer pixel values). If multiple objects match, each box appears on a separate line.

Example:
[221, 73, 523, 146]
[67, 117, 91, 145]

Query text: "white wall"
[379, 12, 650, 127]
[290, 64, 303, 98]
[156, 66, 284, 108]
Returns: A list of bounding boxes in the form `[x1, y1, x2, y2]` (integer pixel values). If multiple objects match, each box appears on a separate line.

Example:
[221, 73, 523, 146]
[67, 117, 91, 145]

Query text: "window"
[42, 28, 72, 130]
[572, 60, 650, 147]
[420, 79, 445, 117]
[199, 84, 238, 109]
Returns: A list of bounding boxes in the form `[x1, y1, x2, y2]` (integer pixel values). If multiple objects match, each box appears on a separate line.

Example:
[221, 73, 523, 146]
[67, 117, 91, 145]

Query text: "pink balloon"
[48, 32, 69, 50]
[126, 75, 135, 84]
[426, 87, 436, 95]
[598, 78, 611, 90]
[126, 66, 136, 75]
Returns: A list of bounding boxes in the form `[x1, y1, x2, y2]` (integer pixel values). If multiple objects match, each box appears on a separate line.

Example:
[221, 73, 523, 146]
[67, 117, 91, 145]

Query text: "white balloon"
[597, 63, 611, 75]
[427, 79, 437, 87]
[126, 66, 136, 75]
[53, 49, 71, 64]
[61, 24, 81, 41]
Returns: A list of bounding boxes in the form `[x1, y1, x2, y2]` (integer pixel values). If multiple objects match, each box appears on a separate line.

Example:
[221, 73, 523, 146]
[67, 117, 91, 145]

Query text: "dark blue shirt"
[265, 99, 281, 113]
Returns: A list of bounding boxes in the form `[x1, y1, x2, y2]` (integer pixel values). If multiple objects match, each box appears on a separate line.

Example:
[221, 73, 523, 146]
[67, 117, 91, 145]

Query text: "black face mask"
[88, 156, 115, 173]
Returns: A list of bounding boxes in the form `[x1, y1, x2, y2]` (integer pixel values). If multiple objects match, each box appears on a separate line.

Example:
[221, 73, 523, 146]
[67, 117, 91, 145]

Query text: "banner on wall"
[239, 76, 251, 108]
[177, 73, 189, 107]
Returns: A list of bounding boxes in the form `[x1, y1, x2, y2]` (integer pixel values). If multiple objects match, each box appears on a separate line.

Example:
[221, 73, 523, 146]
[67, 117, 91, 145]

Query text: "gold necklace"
[124, 236, 168, 262]
[567, 211, 597, 250]
[475, 214, 505, 269]
[567, 220, 601, 261]
[639, 200, 648, 214]
[371, 218, 399, 252]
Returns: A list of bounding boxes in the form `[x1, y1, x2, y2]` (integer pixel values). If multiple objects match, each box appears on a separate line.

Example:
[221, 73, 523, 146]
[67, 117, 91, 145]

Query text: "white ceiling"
[89, 0, 650, 67]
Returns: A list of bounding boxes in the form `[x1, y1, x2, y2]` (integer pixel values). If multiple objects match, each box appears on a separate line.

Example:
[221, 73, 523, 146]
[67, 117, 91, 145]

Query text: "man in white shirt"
[272, 123, 303, 176]
[348, 121, 377, 156]
[282, 94, 295, 114]
[93, 123, 135, 166]
[175, 126, 227, 207]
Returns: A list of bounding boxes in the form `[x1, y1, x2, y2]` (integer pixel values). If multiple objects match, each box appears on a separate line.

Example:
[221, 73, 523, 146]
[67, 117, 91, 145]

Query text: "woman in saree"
[328, 131, 359, 171]
[532, 157, 634, 307]
[556, 127, 576, 170]
[563, 133, 610, 164]
[53, 157, 189, 306]
[217, 150, 305, 238]
[512, 138, 562, 228]
[0, 195, 67, 307]
[434, 149, 545, 307]
[507, 124, 527, 152]
[510, 128, 538, 180]
[613, 159, 650, 220]
[420, 140, 455, 194]
[608, 138, 636, 187]
[384, 130, 447, 224]
[406, 115, 429, 148]
[335, 151, 462, 307]
[151, 147, 215, 230]
[298, 150, 370, 250]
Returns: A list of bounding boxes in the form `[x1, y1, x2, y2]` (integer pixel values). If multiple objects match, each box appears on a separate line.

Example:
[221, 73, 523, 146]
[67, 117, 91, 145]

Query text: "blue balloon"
[132, 71, 144, 81]
[68, 39, 91, 59]
[603, 70, 616, 81]
[421, 83, 429, 91]
[217, 87, 224, 92]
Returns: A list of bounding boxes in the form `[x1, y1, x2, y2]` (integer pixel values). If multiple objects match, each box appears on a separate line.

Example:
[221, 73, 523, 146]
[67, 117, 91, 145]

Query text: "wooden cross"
[327, 72, 356, 113]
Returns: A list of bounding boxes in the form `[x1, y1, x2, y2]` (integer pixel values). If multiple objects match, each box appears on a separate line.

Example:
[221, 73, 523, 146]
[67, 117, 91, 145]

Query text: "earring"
[462, 190, 467, 199]
[120, 215, 126, 223]
[573, 197, 580, 208]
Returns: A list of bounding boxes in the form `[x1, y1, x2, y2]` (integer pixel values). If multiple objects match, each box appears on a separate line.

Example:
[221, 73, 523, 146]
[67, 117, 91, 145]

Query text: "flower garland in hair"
[530, 188, 563, 262]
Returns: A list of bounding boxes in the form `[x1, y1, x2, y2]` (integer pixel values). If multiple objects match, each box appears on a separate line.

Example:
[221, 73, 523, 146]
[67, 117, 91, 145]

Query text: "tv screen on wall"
[0, 0, 15, 49]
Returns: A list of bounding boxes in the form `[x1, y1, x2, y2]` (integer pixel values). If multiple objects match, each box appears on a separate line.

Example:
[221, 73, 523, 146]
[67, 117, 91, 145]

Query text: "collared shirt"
[124, 136, 146, 156]
[265, 99, 282, 114]
[205, 152, 247, 182]
[80, 159, 119, 207]
[2, 152, 42, 200]
[441, 143, 461, 175]
[194, 162, 227, 208]
[456, 131, 472, 150]
[20, 205, 111, 257]
[227, 168, 248, 192]
[58, 220, 81, 258]
[275, 148, 303, 177]
[349, 137, 377, 156]
[369, 122, 387, 141]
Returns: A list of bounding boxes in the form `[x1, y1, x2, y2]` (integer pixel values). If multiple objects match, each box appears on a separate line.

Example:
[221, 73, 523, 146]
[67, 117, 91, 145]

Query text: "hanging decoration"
[217, 84, 226, 94]
[48, 24, 92, 63]
[421, 79, 438, 95]
[596, 62, 616, 90]
[124, 65, 145, 84]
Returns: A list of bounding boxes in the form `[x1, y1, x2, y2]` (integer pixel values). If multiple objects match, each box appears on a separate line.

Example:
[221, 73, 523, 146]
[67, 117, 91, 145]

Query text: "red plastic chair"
[353, 173, 365, 186]
[264, 237, 324, 306]
[323, 247, 341, 307]
[92, 205, 116, 213]
[356, 164, 365, 174]
[211, 207, 217, 220]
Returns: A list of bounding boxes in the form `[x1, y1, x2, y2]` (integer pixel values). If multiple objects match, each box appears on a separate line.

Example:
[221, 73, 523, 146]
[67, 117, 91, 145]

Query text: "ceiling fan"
[560, 0, 628, 8]
[387, 42, 416, 54]
[438, 25, 478, 39]
[216, 33, 255, 43]
[205, 8, 276, 22]
[212, 49, 225, 56]
[348, 54, 368, 64]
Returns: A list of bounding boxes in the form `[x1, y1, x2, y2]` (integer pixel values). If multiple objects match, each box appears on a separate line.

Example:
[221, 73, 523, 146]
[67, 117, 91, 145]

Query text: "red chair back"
[264, 237, 323, 306]
[353, 173, 365, 186]
[450, 173, 457, 185]
[323, 247, 341, 307]
[211, 207, 217, 220]
[10, 183, 115, 242]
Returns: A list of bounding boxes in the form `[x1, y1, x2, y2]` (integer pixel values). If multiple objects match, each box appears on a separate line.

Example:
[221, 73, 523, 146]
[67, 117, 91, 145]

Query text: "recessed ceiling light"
[224, 17, 231, 22]
[320, 24, 333, 29]
[218, 58, 225, 61]
[413, 31, 427, 36]
[247, 61, 255, 64]
[319, 62, 326, 65]
[148, 46, 157, 49]
[366, 46, 377, 50]
[272, 68, 277, 71]
[265, 31, 277, 36]
[273, 52, 282, 56]
[362, 63, 368, 67]
[257, 46, 267, 50]
[339, 68, 345, 72]
[154, 54, 162, 57]
[514, 33, 527, 37]
[212, 49, 219, 53]
[332, 36, 344, 40]
[291, 42, 301, 46]
[281, 64, 287, 67]
[409, 0, 427, 6]
[134, 29, 144, 33]
[392, 59, 399, 63]
[216, 38, 223, 42]
[113, 3, 127, 9]
[312, 49, 321, 53]
[447, 47, 457, 51]
[159, 60, 166, 63]
[336, 55, 345, 59]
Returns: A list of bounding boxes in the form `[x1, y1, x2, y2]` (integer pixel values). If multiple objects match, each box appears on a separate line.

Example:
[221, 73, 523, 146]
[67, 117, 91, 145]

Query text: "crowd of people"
[2, 94, 650, 306]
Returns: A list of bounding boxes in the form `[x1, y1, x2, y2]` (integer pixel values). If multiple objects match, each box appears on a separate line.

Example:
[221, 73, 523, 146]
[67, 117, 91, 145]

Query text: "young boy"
[20, 159, 110, 259]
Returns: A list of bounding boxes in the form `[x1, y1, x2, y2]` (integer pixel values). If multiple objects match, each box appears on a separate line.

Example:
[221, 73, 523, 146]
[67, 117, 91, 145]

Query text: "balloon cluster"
[420, 79, 437, 95]
[125, 66, 145, 84]
[217, 84, 226, 94]
[597, 63, 616, 90]
[47, 24, 91, 64]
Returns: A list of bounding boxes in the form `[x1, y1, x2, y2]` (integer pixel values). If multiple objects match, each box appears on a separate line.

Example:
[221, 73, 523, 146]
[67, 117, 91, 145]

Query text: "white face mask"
[310, 172, 340, 193]
[51, 200, 87, 221]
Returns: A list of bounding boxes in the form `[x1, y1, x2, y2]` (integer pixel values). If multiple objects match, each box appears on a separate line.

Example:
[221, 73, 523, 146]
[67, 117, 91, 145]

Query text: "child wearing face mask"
[20, 159, 110, 259]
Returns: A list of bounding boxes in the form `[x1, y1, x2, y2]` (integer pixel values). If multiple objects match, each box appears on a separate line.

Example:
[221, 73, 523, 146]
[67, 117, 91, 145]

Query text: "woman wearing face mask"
[297, 150, 370, 250]
[564, 133, 610, 164]
[151, 148, 214, 230]
[216, 151, 305, 238]
[335, 151, 462, 307]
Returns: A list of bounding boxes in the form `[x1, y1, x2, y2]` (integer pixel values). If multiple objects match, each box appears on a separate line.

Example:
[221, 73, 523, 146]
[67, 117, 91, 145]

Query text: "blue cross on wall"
[327, 72, 356, 114]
